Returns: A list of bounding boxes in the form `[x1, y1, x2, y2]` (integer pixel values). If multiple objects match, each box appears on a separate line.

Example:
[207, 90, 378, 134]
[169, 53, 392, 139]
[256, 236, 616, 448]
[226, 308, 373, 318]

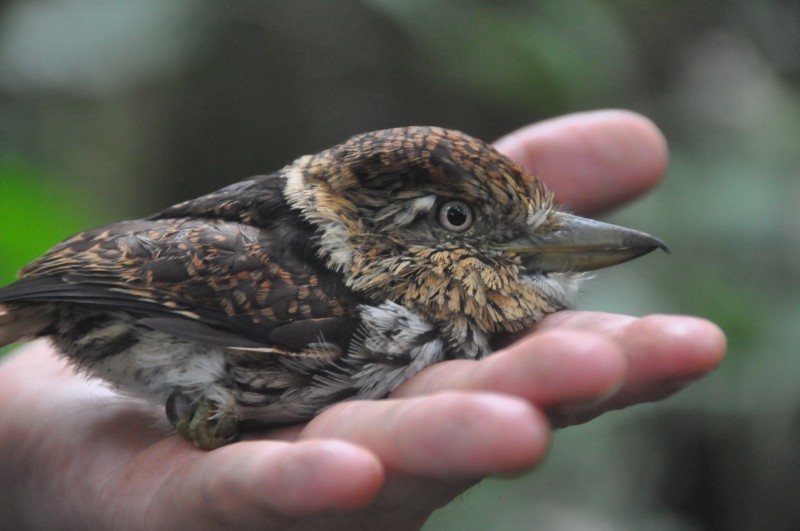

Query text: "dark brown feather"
[0, 197, 360, 351]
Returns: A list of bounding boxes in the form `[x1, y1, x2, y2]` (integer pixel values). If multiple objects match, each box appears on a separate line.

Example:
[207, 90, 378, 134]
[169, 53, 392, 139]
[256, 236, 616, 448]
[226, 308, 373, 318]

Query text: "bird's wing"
[0, 217, 357, 354]
[147, 173, 292, 228]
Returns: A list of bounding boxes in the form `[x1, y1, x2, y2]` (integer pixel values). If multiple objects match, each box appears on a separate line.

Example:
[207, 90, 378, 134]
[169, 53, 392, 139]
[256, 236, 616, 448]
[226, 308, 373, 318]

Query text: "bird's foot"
[168, 393, 240, 450]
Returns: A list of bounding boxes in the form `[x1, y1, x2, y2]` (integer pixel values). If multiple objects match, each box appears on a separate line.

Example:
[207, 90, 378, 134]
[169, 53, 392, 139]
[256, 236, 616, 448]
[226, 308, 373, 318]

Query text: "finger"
[289, 393, 549, 529]
[301, 392, 549, 478]
[392, 330, 627, 411]
[494, 109, 668, 215]
[264, 393, 550, 529]
[2, 344, 386, 530]
[535, 311, 726, 424]
[143, 439, 384, 530]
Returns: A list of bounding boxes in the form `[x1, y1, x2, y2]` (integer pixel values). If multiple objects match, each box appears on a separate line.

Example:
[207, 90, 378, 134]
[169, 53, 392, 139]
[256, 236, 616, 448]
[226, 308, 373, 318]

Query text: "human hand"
[0, 110, 725, 530]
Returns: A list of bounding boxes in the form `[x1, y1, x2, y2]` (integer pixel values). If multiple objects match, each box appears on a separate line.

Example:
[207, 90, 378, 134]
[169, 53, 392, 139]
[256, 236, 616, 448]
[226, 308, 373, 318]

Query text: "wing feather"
[0, 213, 358, 353]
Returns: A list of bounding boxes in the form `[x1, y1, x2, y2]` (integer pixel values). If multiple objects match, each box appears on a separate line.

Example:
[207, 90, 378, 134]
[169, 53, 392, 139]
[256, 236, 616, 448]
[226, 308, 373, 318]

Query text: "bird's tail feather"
[0, 303, 55, 348]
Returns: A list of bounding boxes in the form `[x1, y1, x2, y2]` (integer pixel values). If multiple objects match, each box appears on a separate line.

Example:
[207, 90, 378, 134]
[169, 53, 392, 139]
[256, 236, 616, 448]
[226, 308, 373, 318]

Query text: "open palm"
[0, 111, 725, 530]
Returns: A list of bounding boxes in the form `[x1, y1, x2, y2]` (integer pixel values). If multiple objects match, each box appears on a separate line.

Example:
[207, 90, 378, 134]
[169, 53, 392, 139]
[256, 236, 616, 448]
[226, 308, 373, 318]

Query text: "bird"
[0, 126, 668, 449]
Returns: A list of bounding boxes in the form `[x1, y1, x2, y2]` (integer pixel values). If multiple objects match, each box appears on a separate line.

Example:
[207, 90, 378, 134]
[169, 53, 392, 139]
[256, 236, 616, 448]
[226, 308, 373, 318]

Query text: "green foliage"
[366, 0, 635, 112]
[0, 160, 103, 284]
[1, 1, 799, 527]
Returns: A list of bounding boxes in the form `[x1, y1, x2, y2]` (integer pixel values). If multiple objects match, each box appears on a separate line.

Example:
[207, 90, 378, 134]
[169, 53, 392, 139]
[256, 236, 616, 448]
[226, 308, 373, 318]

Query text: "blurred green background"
[1, 1, 798, 529]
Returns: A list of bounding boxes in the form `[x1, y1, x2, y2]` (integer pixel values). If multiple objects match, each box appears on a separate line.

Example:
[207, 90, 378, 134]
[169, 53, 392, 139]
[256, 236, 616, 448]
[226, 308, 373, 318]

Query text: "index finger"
[494, 110, 668, 216]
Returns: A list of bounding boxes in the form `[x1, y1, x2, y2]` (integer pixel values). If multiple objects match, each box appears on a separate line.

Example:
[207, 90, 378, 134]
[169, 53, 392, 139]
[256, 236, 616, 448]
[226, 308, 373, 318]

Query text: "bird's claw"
[173, 395, 240, 450]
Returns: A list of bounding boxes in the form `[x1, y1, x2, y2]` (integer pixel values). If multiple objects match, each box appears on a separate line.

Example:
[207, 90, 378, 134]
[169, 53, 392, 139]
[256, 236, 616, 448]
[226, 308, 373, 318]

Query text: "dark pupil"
[447, 204, 468, 226]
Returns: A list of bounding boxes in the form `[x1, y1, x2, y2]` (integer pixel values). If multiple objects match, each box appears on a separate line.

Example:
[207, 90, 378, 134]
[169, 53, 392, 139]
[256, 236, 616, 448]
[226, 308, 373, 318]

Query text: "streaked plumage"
[0, 127, 667, 448]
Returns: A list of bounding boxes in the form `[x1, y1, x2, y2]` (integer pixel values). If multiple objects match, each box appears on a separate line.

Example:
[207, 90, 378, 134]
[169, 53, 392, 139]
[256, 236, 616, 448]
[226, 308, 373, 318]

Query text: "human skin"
[0, 110, 726, 530]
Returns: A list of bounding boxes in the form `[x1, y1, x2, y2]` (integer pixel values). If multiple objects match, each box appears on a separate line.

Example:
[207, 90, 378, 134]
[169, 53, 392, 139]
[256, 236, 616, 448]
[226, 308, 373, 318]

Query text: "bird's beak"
[499, 213, 669, 273]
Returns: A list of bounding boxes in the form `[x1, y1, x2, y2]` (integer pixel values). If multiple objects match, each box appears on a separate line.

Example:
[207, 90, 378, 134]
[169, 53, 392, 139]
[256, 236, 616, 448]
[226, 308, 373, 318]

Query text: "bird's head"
[284, 127, 667, 342]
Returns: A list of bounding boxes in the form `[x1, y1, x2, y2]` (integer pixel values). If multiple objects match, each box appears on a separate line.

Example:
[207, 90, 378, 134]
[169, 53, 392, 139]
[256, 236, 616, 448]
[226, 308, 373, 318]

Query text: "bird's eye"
[437, 200, 474, 233]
